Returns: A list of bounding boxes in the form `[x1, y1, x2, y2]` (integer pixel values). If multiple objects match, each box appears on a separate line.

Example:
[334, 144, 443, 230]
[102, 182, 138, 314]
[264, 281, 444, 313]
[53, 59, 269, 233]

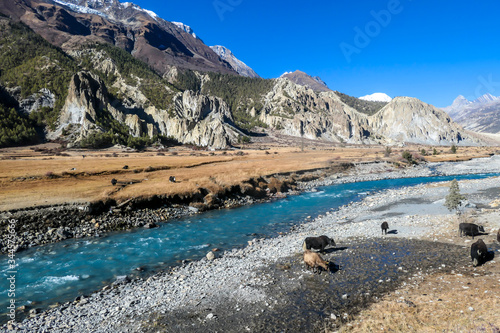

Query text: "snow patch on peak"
[172, 22, 200, 40]
[143, 9, 158, 19]
[53, 0, 109, 18]
[359, 93, 392, 103]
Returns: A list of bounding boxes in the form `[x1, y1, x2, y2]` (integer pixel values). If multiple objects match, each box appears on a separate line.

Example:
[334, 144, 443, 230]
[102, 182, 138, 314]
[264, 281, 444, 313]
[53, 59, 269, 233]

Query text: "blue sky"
[132, 0, 500, 107]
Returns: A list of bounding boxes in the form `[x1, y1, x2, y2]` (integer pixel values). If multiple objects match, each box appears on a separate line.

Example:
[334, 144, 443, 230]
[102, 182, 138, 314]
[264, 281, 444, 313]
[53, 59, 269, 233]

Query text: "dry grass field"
[0, 142, 496, 211]
[340, 268, 500, 332]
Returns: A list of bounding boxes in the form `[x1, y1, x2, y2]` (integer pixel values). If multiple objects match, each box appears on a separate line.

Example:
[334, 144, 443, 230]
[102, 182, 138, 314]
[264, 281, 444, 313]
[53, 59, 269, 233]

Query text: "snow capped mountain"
[210, 45, 259, 78]
[473, 93, 499, 104]
[359, 93, 392, 103]
[443, 93, 500, 133]
[172, 22, 200, 40]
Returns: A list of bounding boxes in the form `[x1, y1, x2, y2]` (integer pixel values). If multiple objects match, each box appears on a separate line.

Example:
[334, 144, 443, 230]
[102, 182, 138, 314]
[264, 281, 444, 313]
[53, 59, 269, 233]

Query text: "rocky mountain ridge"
[0, 0, 236, 75]
[210, 45, 260, 78]
[0, 4, 483, 149]
[280, 70, 331, 92]
[443, 94, 500, 133]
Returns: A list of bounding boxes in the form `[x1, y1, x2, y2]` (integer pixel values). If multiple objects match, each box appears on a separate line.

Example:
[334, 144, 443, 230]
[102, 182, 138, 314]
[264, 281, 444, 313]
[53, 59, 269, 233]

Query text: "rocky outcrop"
[51, 71, 109, 140]
[260, 78, 374, 143]
[17, 88, 56, 115]
[258, 80, 480, 145]
[156, 91, 242, 149]
[370, 97, 479, 145]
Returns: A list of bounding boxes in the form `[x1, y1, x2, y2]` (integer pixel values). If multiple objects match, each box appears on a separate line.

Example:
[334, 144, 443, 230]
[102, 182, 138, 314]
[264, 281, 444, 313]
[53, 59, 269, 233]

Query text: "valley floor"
[3, 154, 500, 332]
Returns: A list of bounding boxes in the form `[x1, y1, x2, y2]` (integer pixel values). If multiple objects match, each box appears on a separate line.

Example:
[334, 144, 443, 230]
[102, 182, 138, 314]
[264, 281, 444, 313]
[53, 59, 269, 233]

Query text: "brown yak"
[303, 250, 329, 274]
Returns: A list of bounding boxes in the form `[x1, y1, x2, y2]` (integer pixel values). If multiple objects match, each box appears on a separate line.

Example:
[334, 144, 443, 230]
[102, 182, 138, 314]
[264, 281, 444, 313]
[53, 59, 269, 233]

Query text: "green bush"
[402, 150, 414, 164]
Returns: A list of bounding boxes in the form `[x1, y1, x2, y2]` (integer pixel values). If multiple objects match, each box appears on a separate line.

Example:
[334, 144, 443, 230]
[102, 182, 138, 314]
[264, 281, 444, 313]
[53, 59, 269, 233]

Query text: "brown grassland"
[0, 142, 496, 211]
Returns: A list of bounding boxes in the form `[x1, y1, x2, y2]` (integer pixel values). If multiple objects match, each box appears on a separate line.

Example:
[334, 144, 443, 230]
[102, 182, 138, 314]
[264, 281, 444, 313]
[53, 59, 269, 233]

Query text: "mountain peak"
[473, 93, 499, 104]
[210, 45, 259, 78]
[280, 70, 330, 92]
[359, 93, 392, 103]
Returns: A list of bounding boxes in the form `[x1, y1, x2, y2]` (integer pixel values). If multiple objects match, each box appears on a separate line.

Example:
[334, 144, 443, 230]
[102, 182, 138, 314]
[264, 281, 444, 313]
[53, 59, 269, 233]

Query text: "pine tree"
[444, 179, 465, 214]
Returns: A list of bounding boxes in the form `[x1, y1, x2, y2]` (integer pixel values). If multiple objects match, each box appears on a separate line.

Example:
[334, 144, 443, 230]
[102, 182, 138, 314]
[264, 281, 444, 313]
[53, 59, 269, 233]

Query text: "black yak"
[458, 223, 485, 239]
[302, 235, 336, 252]
[303, 250, 329, 274]
[470, 239, 488, 267]
[381, 221, 389, 235]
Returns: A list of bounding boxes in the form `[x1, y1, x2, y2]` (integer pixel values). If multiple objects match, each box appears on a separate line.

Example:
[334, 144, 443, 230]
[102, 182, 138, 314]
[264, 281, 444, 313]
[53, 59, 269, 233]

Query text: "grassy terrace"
[0, 143, 496, 211]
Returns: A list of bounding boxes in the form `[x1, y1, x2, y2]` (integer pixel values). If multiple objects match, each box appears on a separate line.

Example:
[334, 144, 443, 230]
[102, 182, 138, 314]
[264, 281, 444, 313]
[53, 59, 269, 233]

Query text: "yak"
[470, 239, 488, 267]
[458, 223, 485, 239]
[381, 221, 389, 235]
[303, 250, 329, 274]
[497, 228, 500, 243]
[302, 235, 336, 252]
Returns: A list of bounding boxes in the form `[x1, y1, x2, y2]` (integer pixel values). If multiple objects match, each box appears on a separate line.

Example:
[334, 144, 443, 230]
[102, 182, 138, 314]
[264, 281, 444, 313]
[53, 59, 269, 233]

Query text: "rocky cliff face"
[259, 78, 373, 143]
[370, 97, 478, 145]
[50, 69, 242, 148]
[160, 91, 242, 148]
[50, 71, 110, 140]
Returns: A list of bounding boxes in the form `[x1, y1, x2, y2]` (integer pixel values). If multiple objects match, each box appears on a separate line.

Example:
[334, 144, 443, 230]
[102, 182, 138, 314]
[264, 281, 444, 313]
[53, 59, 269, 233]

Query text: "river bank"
[3, 155, 500, 255]
[4, 157, 500, 332]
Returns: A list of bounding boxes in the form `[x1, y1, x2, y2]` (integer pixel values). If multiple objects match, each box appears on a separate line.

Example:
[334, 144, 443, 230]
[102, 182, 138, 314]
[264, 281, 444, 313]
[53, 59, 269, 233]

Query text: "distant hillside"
[443, 94, 500, 133]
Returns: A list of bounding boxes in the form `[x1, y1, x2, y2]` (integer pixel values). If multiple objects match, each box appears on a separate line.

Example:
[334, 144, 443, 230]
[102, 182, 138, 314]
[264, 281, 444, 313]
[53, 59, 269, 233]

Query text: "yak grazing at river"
[458, 223, 485, 239]
[303, 250, 329, 274]
[302, 235, 336, 252]
[471, 239, 488, 267]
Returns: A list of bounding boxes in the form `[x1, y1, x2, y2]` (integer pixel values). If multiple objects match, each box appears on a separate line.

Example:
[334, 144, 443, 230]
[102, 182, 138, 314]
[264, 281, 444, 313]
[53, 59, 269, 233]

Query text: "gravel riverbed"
[4, 156, 500, 332]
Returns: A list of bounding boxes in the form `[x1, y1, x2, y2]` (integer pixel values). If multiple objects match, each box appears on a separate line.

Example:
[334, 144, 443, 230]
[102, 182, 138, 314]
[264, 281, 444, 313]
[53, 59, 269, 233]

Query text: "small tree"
[444, 179, 465, 214]
[450, 144, 457, 154]
[384, 146, 392, 157]
[420, 148, 427, 156]
[433, 148, 438, 155]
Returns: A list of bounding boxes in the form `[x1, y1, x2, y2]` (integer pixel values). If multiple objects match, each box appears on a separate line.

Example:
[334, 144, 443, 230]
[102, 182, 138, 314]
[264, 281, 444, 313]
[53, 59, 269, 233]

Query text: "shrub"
[384, 146, 392, 157]
[402, 151, 414, 164]
[450, 144, 457, 154]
